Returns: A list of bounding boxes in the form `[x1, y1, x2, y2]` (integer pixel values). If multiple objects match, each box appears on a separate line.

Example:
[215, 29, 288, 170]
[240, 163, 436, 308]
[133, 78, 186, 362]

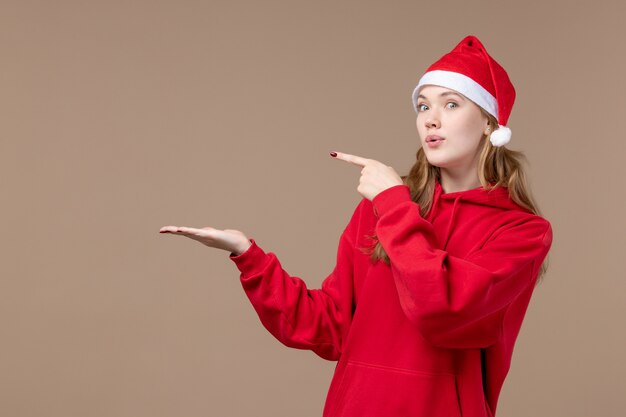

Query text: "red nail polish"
[330, 152, 337, 157]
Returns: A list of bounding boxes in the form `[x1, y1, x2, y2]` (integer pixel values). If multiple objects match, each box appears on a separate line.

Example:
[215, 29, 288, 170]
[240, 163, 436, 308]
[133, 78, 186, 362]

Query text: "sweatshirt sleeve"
[228, 199, 364, 361]
[372, 184, 553, 349]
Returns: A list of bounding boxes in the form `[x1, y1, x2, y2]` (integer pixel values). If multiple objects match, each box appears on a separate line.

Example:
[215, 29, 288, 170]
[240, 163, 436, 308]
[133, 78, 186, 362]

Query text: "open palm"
[159, 225, 251, 255]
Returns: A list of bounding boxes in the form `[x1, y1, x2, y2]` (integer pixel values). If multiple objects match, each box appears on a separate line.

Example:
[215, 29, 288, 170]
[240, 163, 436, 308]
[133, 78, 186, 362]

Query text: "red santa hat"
[411, 35, 516, 147]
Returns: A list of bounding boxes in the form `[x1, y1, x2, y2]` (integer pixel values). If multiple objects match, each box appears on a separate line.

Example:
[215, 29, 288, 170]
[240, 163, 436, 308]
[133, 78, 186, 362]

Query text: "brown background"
[1, 1, 624, 416]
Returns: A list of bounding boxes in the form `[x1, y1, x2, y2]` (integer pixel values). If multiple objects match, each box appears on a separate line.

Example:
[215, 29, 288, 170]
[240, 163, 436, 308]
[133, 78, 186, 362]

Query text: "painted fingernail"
[330, 152, 337, 157]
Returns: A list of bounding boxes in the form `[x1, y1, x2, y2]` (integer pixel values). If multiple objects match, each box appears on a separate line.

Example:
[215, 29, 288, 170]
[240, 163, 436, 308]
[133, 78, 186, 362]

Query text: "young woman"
[160, 35, 553, 417]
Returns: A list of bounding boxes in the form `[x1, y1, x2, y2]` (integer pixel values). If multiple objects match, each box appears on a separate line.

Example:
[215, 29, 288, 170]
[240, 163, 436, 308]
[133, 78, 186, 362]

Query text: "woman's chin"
[424, 154, 451, 167]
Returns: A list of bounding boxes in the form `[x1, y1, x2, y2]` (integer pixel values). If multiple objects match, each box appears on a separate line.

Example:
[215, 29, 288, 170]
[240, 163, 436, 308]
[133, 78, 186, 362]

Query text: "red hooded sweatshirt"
[229, 178, 553, 417]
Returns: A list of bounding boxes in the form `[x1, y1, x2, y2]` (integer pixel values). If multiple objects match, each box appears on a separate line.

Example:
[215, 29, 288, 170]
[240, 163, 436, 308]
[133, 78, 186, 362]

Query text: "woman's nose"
[425, 118, 440, 129]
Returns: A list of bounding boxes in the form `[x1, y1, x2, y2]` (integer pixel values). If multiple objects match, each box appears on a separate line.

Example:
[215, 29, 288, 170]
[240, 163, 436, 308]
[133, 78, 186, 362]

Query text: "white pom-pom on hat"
[489, 126, 511, 147]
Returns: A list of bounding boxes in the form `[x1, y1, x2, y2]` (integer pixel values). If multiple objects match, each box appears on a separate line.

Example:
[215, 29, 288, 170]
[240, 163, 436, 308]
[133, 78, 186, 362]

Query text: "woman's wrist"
[232, 239, 252, 256]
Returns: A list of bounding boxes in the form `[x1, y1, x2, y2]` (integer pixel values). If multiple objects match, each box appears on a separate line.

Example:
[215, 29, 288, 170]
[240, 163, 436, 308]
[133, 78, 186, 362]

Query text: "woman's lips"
[426, 135, 445, 148]
[426, 135, 445, 142]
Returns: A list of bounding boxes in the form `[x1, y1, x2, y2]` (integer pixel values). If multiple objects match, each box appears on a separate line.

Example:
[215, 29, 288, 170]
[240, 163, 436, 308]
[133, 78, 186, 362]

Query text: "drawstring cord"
[442, 196, 461, 250]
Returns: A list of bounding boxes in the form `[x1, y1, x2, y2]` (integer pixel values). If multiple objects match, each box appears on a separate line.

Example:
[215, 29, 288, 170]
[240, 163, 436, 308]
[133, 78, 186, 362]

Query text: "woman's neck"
[439, 169, 481, 194]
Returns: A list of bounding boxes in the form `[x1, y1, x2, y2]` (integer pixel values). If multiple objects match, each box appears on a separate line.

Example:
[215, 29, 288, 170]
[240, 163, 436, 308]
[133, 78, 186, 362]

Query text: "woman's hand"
[159, 225, 252, 255]
[330, 151, 404, 201]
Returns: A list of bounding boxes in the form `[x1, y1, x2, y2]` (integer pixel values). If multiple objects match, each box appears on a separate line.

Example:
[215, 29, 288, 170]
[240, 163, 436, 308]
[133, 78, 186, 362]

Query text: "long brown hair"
[360, 109, 550, 285]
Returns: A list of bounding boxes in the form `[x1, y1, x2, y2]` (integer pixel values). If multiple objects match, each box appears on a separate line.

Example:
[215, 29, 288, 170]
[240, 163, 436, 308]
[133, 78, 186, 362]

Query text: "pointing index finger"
[332, 151, 370, 167]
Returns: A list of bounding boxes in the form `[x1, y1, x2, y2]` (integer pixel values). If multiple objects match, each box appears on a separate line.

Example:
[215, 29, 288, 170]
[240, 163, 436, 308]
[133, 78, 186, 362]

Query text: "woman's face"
[415, 85, 490, 171]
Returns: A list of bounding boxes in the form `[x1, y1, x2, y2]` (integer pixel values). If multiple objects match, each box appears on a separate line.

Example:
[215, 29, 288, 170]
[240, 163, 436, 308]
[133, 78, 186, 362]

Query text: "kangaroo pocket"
[329, 360, 462, 417]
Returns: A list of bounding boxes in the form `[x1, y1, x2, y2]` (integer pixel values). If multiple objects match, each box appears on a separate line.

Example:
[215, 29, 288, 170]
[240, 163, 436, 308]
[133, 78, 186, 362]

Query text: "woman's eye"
[417, 102, 457, 112]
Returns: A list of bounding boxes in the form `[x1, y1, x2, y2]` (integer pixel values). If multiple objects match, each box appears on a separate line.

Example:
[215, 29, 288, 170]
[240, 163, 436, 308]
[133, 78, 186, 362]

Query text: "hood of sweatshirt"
[426, 178, 530, 250]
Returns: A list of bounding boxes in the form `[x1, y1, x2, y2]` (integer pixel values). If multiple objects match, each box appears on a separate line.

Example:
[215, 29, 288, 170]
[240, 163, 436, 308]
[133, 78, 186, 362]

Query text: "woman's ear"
[484, 124, 492, 136]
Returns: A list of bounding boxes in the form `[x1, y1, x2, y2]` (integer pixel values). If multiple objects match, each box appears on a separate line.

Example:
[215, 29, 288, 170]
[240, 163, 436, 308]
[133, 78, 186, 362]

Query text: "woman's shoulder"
[341, 197, 377, 236]
[506, 207, 552, 230]
[488, 209, 553, 248]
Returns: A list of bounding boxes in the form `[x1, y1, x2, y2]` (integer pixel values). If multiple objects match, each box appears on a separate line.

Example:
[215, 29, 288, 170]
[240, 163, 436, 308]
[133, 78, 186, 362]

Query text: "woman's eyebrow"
[417, 91, 465, 100]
